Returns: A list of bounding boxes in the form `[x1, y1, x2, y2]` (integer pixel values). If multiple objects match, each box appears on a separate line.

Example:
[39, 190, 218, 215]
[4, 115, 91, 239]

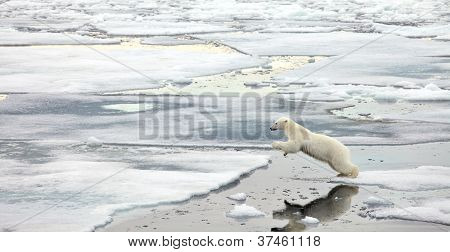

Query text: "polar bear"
[270, 117, 359, 178]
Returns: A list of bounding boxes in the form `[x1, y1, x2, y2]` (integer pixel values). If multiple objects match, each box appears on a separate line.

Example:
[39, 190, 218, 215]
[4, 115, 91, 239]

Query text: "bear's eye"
[275, 122, 278, 125]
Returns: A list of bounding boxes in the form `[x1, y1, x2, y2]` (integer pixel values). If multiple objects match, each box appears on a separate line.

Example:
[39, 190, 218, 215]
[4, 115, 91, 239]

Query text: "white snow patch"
[227, 193, 247, 201]
[331, 166, 450, 191]
[226, 204, 265, 218]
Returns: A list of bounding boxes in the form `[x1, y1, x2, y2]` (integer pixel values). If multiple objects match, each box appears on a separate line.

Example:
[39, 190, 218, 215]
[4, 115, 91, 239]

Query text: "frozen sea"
[0, 0, 449, 231]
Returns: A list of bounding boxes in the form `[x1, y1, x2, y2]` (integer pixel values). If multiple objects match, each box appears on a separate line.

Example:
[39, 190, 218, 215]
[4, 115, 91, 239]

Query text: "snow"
[0, 146, 270, 231]
[227, 193, 247, 201]
[226, 204, 265, 218]
[332, 166, 450, 191]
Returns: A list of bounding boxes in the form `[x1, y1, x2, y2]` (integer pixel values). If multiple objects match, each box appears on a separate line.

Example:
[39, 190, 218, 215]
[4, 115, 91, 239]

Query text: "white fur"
[270, 117, 359, 178]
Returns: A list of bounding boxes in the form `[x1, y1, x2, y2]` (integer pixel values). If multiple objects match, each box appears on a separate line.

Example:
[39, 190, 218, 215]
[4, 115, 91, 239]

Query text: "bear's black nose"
[270, 127, 276, 131]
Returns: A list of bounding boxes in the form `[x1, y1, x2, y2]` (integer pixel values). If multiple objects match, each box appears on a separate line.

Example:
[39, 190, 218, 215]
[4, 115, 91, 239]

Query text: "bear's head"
[270, 117, 291, 131]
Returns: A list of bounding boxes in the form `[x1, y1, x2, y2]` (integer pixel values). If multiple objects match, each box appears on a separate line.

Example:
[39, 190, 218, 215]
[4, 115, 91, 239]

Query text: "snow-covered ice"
[0, 144, 270, 231]
[226, 204, 265, 219]
[366, 198, 450, 226]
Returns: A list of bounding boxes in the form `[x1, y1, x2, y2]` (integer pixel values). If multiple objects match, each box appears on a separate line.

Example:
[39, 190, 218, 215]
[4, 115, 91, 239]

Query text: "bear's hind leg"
[330, 160, 357, 178]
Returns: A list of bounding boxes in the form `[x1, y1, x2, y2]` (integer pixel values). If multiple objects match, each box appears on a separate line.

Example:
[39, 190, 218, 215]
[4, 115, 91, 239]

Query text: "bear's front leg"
[272, 141, 290, 157]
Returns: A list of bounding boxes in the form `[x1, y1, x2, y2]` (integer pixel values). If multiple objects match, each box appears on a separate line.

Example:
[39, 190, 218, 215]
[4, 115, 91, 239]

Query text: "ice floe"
[0, 45, 265, 93]
[366, 198, 450, 226]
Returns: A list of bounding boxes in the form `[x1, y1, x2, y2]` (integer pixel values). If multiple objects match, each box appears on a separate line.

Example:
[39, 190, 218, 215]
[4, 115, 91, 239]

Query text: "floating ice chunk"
[227, 193, 247, 201]
[87, 137, 102, 147]
[363, 196, 394, 208]
[300, 216, 320, 225]
[331, 166, 450, 191]
[226, 204, 265, 218]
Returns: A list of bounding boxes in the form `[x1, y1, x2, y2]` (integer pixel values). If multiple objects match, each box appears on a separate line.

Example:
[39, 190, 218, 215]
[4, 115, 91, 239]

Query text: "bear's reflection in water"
[271, 185, 359, 232]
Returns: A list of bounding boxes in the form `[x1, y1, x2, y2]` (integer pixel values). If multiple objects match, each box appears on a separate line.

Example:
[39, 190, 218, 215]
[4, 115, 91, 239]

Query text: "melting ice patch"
[331, 166, 450, 191]
[0, 150, 269, 231]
